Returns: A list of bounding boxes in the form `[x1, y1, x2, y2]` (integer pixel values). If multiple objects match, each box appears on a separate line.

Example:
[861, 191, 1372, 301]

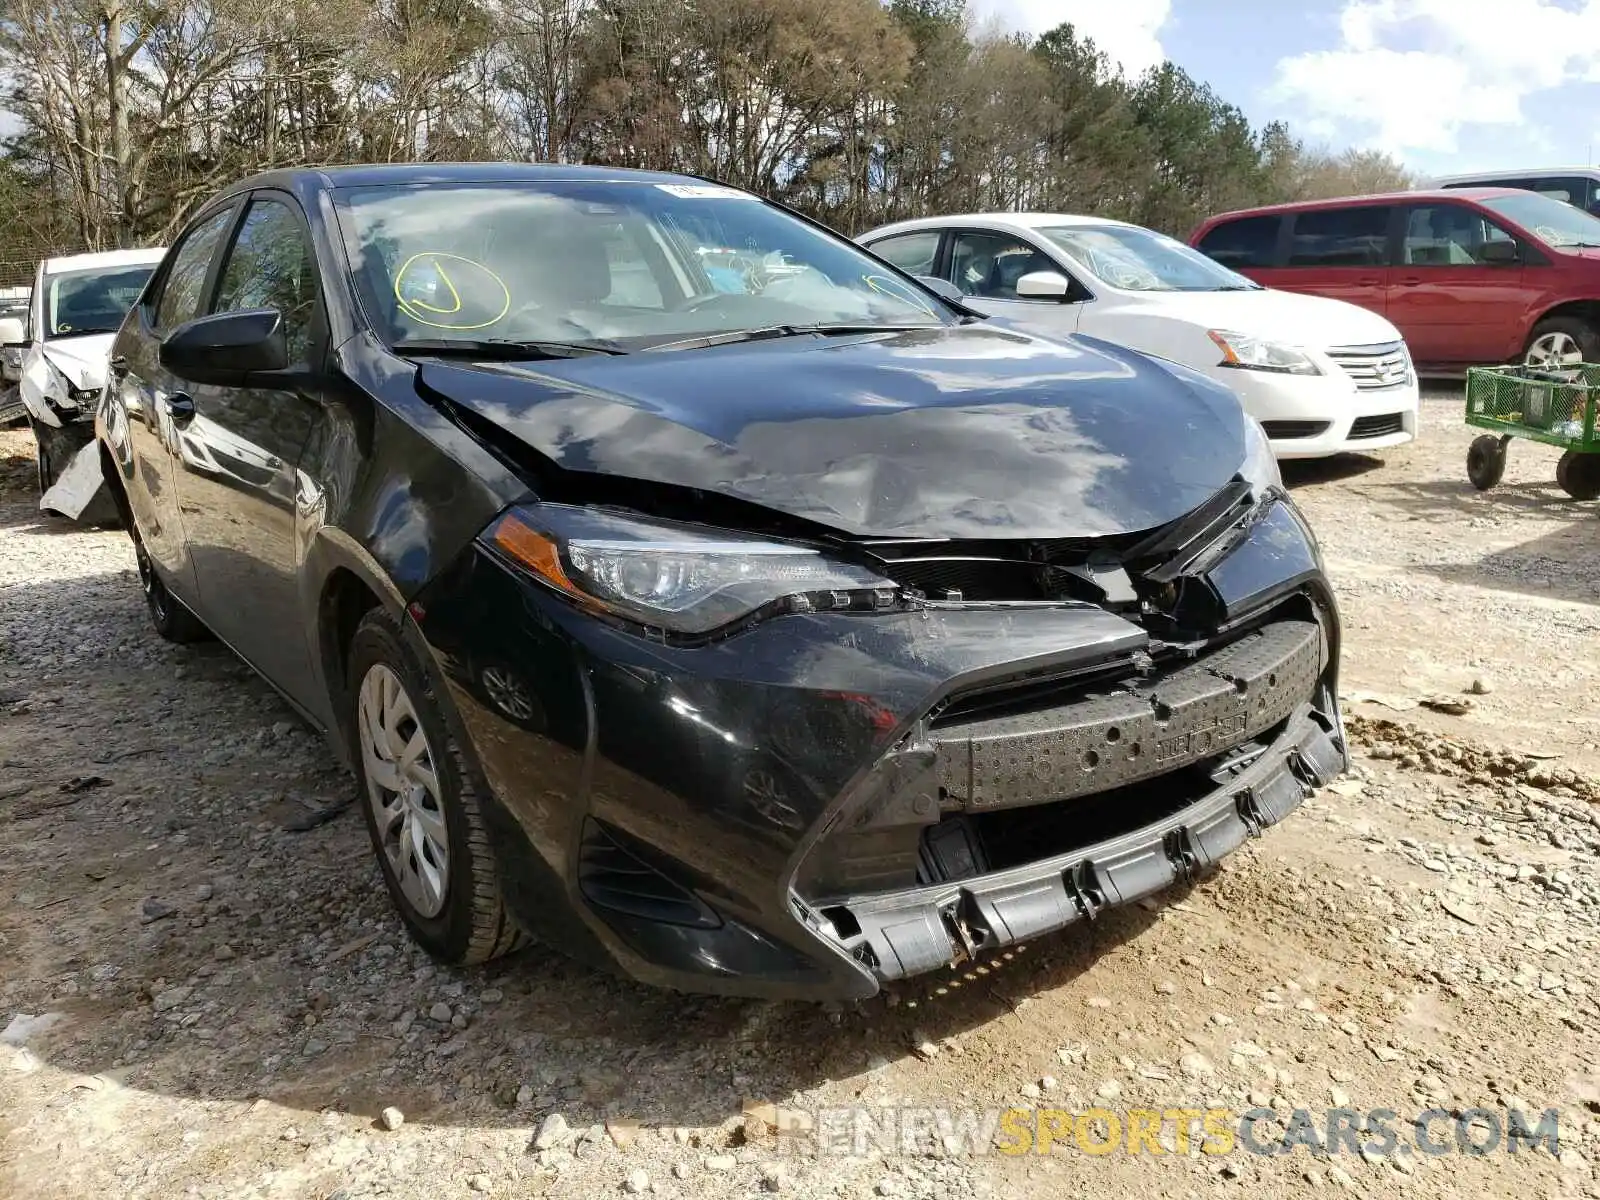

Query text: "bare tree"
[0, 1, 1415, 256]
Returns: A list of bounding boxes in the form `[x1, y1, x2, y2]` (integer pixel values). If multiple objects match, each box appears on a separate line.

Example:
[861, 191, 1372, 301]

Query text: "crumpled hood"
[416, 324, 1249, 540]
[1124, 287, 1402, 347]
[38, 334, 115, 391]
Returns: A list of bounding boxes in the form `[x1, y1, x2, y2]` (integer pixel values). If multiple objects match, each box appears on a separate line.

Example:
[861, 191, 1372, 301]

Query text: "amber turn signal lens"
[489, 511, 581, 597]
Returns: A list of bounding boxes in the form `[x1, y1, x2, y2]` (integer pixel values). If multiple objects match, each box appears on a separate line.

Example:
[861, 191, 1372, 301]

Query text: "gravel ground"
[2, 391, 1599, 1200]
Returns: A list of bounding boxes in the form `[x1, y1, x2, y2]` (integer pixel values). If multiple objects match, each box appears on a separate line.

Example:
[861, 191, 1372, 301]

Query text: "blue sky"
[970, 0, 1600, 178]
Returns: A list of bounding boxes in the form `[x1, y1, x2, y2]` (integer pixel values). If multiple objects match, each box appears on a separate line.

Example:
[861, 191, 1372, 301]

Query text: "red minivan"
[1190, 188, 1600, 372]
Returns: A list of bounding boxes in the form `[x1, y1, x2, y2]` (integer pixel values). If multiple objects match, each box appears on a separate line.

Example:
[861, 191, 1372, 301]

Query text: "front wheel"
[1467, 435, 1508, 491]
[131, 523, 211, 643]
[28, 416, 58, 493]
[1556, 450, 1600, 501]
[1523, 317, 1600, 370]
[348, 610, 525, 965]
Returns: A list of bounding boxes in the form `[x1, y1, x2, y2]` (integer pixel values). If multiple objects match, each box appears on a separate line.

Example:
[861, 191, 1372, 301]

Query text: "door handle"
[162, 391, 196, 425]
[1357, 277, 1381, 287]
[109, 354, 129, 380]
[1397, 276, 1423, 286]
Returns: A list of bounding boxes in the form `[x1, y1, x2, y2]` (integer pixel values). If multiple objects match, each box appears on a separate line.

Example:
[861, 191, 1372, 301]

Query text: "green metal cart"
[1464, 364, 1600, 498]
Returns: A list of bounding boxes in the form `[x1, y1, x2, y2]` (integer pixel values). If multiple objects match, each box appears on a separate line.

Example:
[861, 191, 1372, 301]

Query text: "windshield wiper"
[392, 337, 626, 360]
[643, 323, 938, 353]
[51, 326, 121, 337]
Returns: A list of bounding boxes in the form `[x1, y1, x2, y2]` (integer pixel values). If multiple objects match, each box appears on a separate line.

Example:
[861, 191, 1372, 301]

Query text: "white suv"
[1431, 168, 1600, 216]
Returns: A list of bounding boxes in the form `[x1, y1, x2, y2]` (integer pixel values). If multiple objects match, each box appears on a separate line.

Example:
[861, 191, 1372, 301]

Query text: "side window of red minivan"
[1196, 216, 1281, 269]
[1287, 207, 1392, 268]
[1400, 205, 1514, 267]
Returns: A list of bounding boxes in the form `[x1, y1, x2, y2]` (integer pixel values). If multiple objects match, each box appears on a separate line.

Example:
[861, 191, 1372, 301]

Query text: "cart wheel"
[1556, 450, 1600, 501]
[1467, 435, 1508, 490]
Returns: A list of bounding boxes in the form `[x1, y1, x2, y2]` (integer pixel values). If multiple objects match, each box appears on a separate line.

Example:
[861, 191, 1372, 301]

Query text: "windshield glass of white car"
[1041, 225, 1260, 292]
[46, 265, 157, 338]
[1479, 192, 1600, 248]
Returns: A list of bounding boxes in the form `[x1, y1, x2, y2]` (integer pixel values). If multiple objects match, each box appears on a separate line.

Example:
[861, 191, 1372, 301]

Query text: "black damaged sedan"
[96, 164, 1346, 1000]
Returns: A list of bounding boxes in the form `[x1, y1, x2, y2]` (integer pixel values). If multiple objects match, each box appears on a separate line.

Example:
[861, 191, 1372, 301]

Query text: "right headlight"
[482, 504, 903, 636]
[1208, 329, 1321, 376]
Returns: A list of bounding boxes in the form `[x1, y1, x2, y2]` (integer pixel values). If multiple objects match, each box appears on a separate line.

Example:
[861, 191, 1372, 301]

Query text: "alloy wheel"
[358, 663, 450, 918]
[481, 664, 537, 723]
[1526, 330, 1584, 370]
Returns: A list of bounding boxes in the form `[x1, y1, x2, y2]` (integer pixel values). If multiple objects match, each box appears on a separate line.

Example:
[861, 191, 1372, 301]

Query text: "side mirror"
[1479, 240, 1519, 266]
[914, 275, 966, 305]
[1015, 270, 1073, 300]
[0, 316, 26, 347]
[159, 308, 287, 384]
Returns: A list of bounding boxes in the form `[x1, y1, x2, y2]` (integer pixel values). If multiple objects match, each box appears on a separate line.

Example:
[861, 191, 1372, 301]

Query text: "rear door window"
[1287, 207, 1393, 267]
[1196, 216, 1281, 268]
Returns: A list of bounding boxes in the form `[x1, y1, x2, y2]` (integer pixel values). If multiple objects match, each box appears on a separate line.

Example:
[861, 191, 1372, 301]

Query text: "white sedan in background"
[0, 247, 166, 516]
[859, 213, 1419, 459]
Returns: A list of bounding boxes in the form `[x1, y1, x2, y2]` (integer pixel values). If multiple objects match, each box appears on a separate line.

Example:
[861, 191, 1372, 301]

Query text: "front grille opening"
[849, 483, 1256, 609]
[1350, 413, 1404, 439]
[931, 592, 1317, 729]
[915, 723, 1288, 885]
[880, 557, 1051, 601]
[929, 654, 1158, 728]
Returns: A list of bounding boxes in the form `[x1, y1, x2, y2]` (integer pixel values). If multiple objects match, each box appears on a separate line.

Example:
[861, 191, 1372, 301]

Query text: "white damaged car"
[0, 247, 165, 518]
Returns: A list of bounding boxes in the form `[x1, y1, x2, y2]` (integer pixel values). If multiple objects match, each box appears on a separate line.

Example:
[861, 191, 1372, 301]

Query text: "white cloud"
[968, 0, 1172, 78]
[1270, 0, 1600, 156]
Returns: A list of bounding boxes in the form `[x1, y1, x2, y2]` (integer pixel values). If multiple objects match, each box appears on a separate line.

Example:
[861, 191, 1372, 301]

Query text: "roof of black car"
[219, 162, 704, 196]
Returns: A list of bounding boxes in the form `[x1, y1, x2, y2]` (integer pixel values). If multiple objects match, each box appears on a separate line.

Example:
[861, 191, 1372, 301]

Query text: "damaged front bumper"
[413, 495, 1347, 1001]
[32, 405, 115, 524]
[813, 694, 1344, 982]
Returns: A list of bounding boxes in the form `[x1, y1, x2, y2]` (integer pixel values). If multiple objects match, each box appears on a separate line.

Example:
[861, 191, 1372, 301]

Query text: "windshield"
[1039, 225, 1259, 292]
[45, 264, 156, 339]
[335, 181, 954, 350]
[1479, 191, 1600, 248]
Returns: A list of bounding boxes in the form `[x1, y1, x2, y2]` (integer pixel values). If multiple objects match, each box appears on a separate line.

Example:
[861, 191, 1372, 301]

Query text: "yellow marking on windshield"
[863, 272, 936, 316]
[410, 259, 462, 314]
[394, 252, 511, 331]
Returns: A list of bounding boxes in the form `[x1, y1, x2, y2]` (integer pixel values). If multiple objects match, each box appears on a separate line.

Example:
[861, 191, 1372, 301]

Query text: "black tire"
[28, 415, 57, 494]
[347, 609, 525, 966]
[1467, 435, 1507, 491]
[1523, 316, 1600, 369]
[1556, 450, 1600, 501]
[131, 522, 211, 643]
